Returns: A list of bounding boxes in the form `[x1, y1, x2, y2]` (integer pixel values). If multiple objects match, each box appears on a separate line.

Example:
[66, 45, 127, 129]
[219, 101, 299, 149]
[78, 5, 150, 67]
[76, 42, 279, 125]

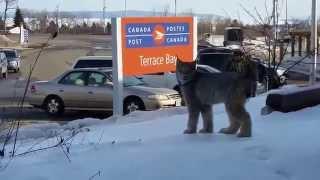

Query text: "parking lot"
[0, 33, 310, 126]
[0, 34, 114, 125]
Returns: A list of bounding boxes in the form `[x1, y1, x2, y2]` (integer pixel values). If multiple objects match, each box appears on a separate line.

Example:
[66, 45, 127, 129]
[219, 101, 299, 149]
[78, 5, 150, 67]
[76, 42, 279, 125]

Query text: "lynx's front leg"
[199, 105, 213, 134]
[184, 105, 200, 134]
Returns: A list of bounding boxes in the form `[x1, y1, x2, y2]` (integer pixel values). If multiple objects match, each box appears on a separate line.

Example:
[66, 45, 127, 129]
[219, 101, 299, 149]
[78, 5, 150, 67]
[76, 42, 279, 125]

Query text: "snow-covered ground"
[281, 55, 320, 77]
[1, 91, 320, 180]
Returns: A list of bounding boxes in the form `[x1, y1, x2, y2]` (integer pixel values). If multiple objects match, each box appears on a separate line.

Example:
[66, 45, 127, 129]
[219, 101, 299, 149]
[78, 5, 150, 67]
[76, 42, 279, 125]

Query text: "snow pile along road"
[1, 94, 320, 180]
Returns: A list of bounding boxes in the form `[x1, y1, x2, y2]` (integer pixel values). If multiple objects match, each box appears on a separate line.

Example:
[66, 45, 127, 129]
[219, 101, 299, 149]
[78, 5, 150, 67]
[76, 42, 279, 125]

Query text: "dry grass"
[15, 34, 112, 80]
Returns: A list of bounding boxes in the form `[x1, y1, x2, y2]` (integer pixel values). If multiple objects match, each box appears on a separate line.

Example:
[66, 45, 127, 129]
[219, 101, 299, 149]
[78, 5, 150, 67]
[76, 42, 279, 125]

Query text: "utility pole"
[309, 0, 318, 84]
[272, 0, 278, 66]
[56, 4, 60, 34]
[124, 0, 127, 16]
[285, 0, 288, 32]
[103, 0, 106, 33]
[174, 0, 177, 16]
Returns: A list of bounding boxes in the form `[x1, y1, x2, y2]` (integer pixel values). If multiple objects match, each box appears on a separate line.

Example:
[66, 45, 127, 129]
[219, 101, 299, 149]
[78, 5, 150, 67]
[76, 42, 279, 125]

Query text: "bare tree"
[39, 10, 48, 33]
[162, 4, 170, 16]
[197, 15, 215, 36]
[2, 0, 17, 32]
[181, 8, 194, 16]
[240, 0, 291, 90]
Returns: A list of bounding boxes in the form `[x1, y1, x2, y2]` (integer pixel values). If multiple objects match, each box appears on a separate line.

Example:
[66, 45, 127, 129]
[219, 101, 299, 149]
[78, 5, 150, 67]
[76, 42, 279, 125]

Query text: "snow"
[281, 55, 320, 78]
[1, 92, 320, 180]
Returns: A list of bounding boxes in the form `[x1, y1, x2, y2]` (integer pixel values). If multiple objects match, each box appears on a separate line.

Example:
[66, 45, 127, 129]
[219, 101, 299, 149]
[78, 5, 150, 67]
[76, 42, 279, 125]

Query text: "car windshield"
[198, 51, 233, 71]
[104, 72, 146, 87]
[123, 76, 146, 87]
[226, 29, 243, 41]
[3, 51, 17, 58]
[74, 59, 112, 68]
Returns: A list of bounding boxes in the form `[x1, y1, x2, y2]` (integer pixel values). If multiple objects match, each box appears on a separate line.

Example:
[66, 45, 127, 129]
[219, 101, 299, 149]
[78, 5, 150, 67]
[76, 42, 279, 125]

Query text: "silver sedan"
[28, 68, 181, 116]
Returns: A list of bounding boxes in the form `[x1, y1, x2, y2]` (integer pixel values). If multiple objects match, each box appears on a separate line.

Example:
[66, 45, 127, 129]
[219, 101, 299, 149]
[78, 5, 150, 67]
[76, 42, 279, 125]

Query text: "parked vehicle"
[28, 68, 182, 116]
[0, 49, 21, 73]
[137, 72, 179, 91]
[223, 27, 244, 46]
[0, 52, 8, 79]
[72, 56, 112, 69]
[197, 47, 288, 95]
[251, 58, 288, 91]
[71, 55, 180, 91]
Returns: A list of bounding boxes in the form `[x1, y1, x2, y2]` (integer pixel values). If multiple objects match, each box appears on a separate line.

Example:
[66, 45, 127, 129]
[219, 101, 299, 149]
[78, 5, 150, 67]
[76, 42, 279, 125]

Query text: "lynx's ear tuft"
[176, 55, 182, 62]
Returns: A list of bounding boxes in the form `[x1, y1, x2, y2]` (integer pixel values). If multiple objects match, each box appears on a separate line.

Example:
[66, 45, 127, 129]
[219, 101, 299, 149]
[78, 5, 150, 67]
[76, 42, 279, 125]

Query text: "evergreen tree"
[14, 8, 25, 27]
[47, 21, 57, 34]
[106, 22, 112, 35]
[0, 16, 5, 30]
[91, 22, 97, 33]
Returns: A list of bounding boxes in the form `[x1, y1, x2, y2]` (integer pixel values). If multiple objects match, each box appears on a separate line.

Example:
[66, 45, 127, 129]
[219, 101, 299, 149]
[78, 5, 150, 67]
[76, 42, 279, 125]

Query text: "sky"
[14, 0, 320, 23]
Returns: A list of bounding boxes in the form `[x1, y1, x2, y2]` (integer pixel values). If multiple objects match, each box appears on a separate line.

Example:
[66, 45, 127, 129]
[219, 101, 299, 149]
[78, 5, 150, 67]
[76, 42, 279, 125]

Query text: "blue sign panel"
[125, 23, 190, 48]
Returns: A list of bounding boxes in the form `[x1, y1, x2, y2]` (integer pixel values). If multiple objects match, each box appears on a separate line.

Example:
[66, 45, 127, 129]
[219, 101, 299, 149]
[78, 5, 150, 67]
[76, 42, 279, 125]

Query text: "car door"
[0, 53, 3, 73]
[0, 53, 6, 73]
[57, 71, 90, 108]
[138, 72, 167, 88]
[86, 71, 113, 109]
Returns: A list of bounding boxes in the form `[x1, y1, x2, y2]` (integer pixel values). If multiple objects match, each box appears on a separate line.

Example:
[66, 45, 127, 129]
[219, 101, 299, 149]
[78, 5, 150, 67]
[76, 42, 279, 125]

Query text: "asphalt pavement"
[0, 71, 112, 125]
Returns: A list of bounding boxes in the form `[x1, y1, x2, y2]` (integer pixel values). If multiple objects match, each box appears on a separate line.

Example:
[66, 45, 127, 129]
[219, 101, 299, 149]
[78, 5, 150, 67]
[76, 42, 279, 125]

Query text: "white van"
[72, 56, 112, 69]
[0, 52, 8, 79]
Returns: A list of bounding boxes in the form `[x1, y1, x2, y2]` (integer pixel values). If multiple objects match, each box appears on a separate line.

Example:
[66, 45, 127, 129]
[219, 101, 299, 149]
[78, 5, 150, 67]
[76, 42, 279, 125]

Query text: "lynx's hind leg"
[219, 102, 240, 134]
[224, 97, 252, 137]
[237, 109, 252, 138]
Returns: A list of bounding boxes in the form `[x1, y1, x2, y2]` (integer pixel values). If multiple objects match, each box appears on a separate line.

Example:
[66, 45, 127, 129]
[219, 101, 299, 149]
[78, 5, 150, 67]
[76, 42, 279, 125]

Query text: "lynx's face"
[176, 58, 197, 85]
[176, 58, 196, 75]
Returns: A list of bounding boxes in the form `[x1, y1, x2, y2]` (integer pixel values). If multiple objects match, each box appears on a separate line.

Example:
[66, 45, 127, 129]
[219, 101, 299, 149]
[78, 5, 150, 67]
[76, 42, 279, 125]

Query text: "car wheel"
[44, 96, 64, 116]
[2, 72, 7, 79]
[123, 98, 145, 115]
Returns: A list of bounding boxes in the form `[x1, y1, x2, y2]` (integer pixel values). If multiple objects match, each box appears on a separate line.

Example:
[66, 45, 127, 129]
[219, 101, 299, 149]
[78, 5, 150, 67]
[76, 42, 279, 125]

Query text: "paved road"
[0, 34, 114, 124]
[0, 73, 112, 124]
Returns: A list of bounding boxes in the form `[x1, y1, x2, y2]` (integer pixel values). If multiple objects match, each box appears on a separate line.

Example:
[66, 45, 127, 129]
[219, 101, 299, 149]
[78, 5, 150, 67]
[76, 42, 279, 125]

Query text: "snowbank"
[1, 94, 320, 180]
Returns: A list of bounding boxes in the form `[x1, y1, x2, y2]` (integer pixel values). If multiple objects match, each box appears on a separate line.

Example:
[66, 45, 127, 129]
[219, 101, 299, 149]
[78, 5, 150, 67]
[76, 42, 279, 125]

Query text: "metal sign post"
[111, 18, 124, 117]
[309, 0, 318, 85]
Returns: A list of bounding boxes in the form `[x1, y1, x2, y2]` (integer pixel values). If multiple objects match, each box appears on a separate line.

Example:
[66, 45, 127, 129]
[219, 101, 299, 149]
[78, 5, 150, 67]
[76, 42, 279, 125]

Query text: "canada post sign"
[126, 23, 190, 48]
[119, 17, 197, 76]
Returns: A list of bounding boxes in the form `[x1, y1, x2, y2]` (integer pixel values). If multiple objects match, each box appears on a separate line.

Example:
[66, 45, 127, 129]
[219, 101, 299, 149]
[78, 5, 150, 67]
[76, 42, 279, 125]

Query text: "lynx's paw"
[237, 131, 252, 138]
[199, 129, 213, 134]
[183, 129, 197, 134]
[219, 127, 238, 134]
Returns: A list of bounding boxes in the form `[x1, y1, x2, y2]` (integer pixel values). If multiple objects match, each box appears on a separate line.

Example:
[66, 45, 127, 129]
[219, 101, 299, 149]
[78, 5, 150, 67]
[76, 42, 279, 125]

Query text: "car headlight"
[147, 95, 169, 100]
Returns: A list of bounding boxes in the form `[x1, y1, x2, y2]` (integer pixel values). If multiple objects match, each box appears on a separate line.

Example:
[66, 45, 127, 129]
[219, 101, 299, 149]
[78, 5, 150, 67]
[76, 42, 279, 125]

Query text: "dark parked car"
[196, 47, 287, 95]
[0, 49, 21, 73]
